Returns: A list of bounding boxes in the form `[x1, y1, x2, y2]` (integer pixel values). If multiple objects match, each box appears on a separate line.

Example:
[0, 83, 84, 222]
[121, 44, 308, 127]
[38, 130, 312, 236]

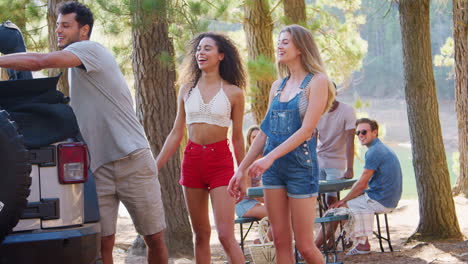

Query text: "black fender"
[0, 110, 32, 243]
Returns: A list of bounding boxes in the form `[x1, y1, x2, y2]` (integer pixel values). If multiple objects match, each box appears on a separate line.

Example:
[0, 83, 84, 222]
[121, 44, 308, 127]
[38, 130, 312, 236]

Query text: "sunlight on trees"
[0, 0, 47, 51]
[313, 0, 367, 84]
[434, 37, 455, 79]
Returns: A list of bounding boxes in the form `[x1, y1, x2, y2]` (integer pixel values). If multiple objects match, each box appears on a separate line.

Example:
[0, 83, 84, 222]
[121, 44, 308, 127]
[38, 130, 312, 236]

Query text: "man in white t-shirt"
[0, 2, 168, 263]
[316, 87, 357, 206]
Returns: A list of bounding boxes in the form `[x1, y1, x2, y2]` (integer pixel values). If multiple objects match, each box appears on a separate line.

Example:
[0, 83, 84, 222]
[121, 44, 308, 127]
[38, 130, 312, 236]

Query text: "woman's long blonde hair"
[277, 25, 335, 113]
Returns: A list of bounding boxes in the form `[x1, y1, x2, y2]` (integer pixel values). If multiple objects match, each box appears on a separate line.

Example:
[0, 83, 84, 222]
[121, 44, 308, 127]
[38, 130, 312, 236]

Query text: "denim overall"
[260, 73, 319, 198]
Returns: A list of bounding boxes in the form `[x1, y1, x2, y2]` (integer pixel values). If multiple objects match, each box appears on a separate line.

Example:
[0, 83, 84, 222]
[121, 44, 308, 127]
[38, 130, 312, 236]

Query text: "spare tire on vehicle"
[0, 110, 32, 243]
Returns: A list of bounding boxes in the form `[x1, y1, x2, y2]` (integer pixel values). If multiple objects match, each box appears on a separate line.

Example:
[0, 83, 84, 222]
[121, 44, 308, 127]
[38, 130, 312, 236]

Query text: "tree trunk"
[47, 0, 69, 96]
[452, 0, 468, 198]
[283, 0, 306, 25]
[131, 0, 193, 257]
[398, 0, 463, 241]
[244, 0, 276, 124]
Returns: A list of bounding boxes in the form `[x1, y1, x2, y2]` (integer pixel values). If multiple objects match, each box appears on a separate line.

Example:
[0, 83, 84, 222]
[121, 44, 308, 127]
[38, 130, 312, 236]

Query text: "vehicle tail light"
[58, 142, 88, 184]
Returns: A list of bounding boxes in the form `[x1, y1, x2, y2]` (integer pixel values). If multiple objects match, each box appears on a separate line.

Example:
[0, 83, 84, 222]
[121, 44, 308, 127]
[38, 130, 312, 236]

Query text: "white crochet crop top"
[185, 82, 232, 127]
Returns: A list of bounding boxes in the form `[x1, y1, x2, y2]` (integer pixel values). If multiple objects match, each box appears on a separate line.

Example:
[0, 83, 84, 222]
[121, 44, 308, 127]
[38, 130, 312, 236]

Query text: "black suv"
[0, 21, 101, 264]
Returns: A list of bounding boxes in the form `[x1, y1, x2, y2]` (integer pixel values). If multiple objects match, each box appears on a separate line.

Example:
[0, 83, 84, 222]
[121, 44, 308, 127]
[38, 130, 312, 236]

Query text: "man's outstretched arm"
[330, 168, 374, 208]
[0, 51, 81, 71]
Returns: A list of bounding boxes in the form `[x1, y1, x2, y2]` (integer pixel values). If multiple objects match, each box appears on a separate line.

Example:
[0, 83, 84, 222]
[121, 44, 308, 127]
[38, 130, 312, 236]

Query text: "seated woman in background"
[235, 125, 266, 219]
[235, 125, 272, 243]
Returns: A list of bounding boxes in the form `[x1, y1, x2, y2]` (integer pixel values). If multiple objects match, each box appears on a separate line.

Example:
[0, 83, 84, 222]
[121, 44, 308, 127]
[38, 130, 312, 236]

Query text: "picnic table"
[246, 178, 357, 264]
[246, 178, 357, 198]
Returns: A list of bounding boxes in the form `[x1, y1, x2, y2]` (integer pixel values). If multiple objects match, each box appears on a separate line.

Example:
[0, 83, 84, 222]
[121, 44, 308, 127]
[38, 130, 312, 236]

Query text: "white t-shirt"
[65, 41, 149, 172]
[316, 102, 356, 170]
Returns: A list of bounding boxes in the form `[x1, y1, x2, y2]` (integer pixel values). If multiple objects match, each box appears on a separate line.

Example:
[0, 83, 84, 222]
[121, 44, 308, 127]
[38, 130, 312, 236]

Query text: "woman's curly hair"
[178, 32, 247, 91]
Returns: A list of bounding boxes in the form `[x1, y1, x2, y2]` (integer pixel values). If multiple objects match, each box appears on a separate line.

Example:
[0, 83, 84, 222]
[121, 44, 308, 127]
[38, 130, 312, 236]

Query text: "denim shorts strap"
[299, 73, 314, 89]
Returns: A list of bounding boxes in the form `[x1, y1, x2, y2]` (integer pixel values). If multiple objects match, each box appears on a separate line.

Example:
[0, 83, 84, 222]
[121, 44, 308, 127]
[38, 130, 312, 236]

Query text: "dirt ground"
[113, 197, 468, 264]
[112, 99, 467, 264]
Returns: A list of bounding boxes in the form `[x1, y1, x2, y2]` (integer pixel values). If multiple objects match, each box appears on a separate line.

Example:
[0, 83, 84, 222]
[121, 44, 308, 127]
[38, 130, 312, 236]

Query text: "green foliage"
[94, 0, 131, 35]
[187, 1, 208, 16]
[353, 0, 454, 99]
[92, 0, 237, 85]
[111, 44, 132, 76]
[280, 0, 368, 85]
[352, 0, 403, 98]
[0, 0, 47, 52]
[169, 1, 210, 61]
[141, 0, 164, 13]
[158, 50, 176, 70]
[354, 96, 370, 110]
[88, 0, 133, 82]
[434, 37, 454, 67]
[30, 0, 368, 93]
[434, 37, 454, 80]
[430, 1, 454, 99]
[247, 55, 277, 84]
[452, 151, 460, 177]
[169, 0, 236, 61]
[5, 0, 455, 101]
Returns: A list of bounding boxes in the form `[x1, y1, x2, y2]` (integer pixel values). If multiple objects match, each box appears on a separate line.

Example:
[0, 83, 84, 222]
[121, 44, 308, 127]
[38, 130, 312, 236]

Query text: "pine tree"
[399, 0, 463, 240]
[130, 0, 193, 256]
[47, 0, 69, 96]
[451, 0, 468, 197]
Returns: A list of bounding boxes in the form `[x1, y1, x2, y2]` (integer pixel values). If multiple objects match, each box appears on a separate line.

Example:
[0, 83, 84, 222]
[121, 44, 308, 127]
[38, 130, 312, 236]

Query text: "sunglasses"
[355, 129, 369, 136]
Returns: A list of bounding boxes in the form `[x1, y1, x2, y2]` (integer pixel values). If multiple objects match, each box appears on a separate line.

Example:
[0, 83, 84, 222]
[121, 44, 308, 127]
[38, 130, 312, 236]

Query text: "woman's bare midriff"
[188, 123, 230, 145]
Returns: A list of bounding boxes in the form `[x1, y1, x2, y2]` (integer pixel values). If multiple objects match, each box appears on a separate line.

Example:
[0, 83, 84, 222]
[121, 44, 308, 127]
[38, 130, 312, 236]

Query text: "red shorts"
[180, 139, 234, 189]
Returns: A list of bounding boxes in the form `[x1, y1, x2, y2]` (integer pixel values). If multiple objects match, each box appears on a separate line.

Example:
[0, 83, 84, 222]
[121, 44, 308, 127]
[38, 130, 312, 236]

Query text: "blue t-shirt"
[364, 138, 402, 208]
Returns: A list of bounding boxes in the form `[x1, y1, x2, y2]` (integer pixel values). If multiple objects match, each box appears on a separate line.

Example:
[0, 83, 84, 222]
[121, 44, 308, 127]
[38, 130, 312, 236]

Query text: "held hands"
[247, 156, 274, 179]
[228, 155, 274, 203]
[228, 170, 248, 203]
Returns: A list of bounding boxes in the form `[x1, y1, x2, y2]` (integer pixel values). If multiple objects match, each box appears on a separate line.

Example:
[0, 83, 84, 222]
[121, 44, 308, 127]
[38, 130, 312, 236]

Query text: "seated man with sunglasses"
[324, 117, 402, 255]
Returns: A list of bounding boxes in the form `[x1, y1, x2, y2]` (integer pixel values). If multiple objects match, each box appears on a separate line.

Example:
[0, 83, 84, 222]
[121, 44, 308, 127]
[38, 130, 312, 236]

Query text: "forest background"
[1, 0, 466, 261]
[0, 0, 456, 98]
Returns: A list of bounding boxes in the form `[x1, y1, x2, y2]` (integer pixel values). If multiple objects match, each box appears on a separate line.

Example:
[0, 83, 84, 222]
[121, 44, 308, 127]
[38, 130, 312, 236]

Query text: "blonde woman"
[229, 25, 335, 264]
